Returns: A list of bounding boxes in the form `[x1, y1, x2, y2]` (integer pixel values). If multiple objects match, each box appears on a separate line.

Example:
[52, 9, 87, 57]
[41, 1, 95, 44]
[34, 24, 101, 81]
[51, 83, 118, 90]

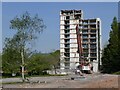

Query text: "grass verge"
[112, 71, 120, 75]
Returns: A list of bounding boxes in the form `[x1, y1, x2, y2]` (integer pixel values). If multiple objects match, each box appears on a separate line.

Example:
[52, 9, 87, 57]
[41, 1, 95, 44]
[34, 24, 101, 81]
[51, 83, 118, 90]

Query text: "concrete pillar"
[93, 60, 98, 73]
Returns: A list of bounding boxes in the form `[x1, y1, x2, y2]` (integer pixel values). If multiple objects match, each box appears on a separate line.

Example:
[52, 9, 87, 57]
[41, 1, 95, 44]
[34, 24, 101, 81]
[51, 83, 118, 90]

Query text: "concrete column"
[93, 60, 98, 72]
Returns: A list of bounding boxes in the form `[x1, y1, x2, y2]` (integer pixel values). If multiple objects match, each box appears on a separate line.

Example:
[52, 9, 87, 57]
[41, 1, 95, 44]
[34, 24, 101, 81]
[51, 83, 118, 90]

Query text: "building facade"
[60, 10, 102, 73]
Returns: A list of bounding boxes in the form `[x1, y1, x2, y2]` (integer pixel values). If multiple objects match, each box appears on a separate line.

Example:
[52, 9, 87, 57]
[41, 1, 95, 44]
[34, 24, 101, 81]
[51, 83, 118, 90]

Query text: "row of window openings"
[65, 35, 96, 38]
[65, 44, 70, 47]
[65, 58, 97, 62]
[64, 35, 70, 38]
[64, 26, 70, 29]
[63, 32, 96, 35]
[61, 11, 73, 15]
[77, 23, 97, 25]
[64, 21, 69, 25]
[64, 41, 96, 47]
[79, 25, 96, 29]
[64, 53, 70, 57]
[75, 28, 101, 31]
[65, 31, 96, 38]
[64, 58, 70, 61]
[65, 44, 96, 48]
[64, 53, 96, 57]
[64, 30, 70, 34]
[65, 35, 96, 39]
[63, 18, 97, 26]
[65, 48, 70, 52]
[83, 49, 96, 52]
[63, 16, 97, 24]
[64, 23, 97, 27]
[63, 15, 81, 20]
[64, 26, 97, 29]
[64, 26, 96, 30]
[64, 39, 70, 43]
[64, 45, 96, 49]
[64, 44, 99, 48]
[64, 30, 96, 34]
[64, 58, 97, 63]
[82, 30, 96, 33]
[83, 44, 96, 48]
[64, 47, 96, 52]
[63, 50, 96, 53]
[63, 23, 97, 28]
[64, 39, 96, 43]
[64, 58, 97, 62]
[82, 35, 96, 38]
[82, 39, 96, 42]
[82, 53, 97, 57]
[83, 22, 96, 25]
[64, 39, 96, 44]
[64, 20, 96, 24]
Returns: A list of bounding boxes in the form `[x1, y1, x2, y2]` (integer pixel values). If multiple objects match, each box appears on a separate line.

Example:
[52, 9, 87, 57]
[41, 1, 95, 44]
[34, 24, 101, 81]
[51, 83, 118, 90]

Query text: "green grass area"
[2, 81, 38, 84]
[112, 71, 120, 75]
[49, 74, 67, 76]
[2, 82, 23, 84]
[2, 74, 67, 79]
[26, 74, 67, 78]
[2, 75, 21, 78]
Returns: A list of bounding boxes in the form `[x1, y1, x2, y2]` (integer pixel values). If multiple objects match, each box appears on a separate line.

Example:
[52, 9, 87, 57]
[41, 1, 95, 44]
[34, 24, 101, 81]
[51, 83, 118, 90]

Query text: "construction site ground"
[2, 73, 119, 88]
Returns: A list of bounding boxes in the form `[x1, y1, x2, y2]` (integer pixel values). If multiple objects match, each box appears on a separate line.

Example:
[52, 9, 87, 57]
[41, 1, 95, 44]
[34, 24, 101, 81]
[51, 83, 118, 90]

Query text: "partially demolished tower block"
[60, 10, 102, 73]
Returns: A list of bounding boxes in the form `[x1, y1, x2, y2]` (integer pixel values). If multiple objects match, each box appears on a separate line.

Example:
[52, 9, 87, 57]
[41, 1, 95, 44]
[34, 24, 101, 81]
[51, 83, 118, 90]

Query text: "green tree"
[26, 53, 51, 75]
[50, 50, 60, 74]
[102, 17, 120, 73]
[10, 11, 46, 81]
[26, 50, 60, 75]
[2, 37, 21, 74]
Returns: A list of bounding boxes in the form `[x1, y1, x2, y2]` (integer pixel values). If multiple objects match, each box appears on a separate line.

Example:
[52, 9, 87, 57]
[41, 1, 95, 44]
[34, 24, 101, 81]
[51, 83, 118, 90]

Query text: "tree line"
[101, 17, 120, 73]
[2, 47, 60, 76]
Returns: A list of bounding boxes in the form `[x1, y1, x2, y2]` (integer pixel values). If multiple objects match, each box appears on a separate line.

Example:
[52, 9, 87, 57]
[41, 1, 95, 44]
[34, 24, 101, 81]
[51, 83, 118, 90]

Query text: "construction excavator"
[75, 24, 92, 75]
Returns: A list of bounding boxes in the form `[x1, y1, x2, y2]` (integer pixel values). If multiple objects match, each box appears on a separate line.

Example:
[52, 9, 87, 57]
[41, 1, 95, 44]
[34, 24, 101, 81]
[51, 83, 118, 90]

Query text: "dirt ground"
[2, 74, 119, 88]
[80, 74, 119, 88]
